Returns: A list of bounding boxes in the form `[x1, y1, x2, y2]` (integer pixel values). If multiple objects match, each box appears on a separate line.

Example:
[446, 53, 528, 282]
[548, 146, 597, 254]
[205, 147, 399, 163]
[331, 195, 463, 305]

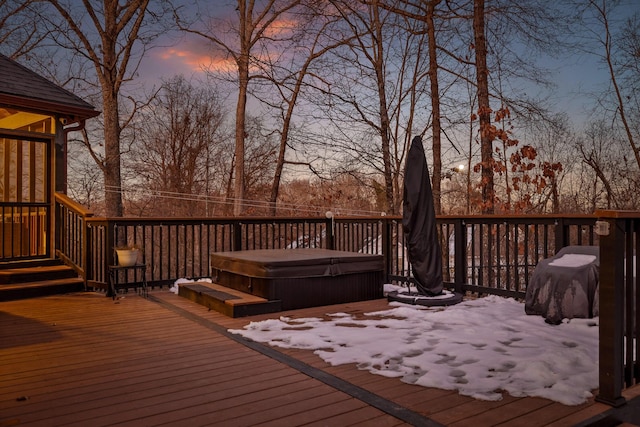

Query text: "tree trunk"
[102, 89, 124, 217]
[269, 107, 291, 216]
[372, 0, 395, 214]
[473, 0, 494, 214]
[234, 70, 247, 216]
[101, 8, 123, 218]
[233, 4, 250, 217]
[426, 0, 442, 215]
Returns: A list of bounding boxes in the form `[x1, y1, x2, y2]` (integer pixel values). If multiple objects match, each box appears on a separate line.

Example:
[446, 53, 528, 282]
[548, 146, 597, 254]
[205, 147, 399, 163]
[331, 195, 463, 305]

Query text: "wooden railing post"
[54, 196, 62, 254]
[325, 216, 335, 250]
[595, 213, 626, 407]
[106, 221, 116, 269]
[454, 219, 467, 294]
[232, 222, 242, 251]
[381, 218, 392, 283]
[83, 220, 92, 290]
[554, 217, 568, 251]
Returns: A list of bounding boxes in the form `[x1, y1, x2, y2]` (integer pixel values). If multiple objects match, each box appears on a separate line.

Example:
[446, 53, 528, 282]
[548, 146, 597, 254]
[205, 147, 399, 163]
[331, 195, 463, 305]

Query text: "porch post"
[595, 212, 626, 407]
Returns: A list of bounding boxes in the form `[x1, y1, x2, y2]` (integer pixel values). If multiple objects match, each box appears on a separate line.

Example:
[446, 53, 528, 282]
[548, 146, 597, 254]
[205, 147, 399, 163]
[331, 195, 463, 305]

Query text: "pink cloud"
[263, 18, 297, 38]
[157, 47, 234, 73]
[147, 13, 302, 78]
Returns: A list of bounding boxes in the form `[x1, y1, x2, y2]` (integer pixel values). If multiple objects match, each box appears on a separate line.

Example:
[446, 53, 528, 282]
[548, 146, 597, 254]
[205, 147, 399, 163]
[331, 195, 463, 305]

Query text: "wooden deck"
[1, 291, 638, 427]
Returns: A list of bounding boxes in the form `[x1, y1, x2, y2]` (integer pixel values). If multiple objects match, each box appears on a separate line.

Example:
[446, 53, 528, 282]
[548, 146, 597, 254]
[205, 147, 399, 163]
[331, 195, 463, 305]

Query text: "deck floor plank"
[71, 377, 333, 427]
[204, 393, 367, 427]
[447, 396, 552, 426]
[492, 401, 593, 427]
[0, 290, 620, 426]
[302, 405, 410, 427]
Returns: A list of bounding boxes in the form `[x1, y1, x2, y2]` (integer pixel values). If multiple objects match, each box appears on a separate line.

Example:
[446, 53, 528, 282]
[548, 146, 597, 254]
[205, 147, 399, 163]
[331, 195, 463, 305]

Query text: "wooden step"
[0, 277, 85, 302]
[0, 258, 63, 270]
[178, 281, 282, 318]
[0, 264, 78, 284]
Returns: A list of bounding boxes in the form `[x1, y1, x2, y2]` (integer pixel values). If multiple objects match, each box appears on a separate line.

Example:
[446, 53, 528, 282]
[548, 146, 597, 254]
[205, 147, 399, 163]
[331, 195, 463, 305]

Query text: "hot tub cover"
[210, 248, 384, 279]
[525, 245, 599, 324]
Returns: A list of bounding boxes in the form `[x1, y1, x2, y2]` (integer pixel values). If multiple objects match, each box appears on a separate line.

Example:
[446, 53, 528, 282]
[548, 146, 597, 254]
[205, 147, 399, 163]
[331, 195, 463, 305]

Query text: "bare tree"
[0, 0, 48, 59]
[130, 75, 228, 217]
[248, 2, 353, 215]
[178, 0, 303, 216]
[389, 0, 447, 213]
[470, 0, 495, 213]
[587, 0, 640, 171]
[66, 131, 104, 211]
[242, 116, 279, 214]
[299, 0, 438, 215]
[39, 0, 174, 217]
[578, 119, 618, 210]
[328, 0, 397, 213]
[276, 174, 379, 217]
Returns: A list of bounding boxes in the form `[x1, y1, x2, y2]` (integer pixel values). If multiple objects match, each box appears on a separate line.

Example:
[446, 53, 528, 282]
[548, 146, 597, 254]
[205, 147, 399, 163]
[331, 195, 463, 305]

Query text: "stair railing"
[54, 192, 94, 289]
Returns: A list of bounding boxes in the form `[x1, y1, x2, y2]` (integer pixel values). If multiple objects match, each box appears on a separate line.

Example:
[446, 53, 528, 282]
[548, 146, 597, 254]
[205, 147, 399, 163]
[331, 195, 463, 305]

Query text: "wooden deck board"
[303, 405, 408, 427]
[0, 290, 623, 426]
[493, 401, 591, 427]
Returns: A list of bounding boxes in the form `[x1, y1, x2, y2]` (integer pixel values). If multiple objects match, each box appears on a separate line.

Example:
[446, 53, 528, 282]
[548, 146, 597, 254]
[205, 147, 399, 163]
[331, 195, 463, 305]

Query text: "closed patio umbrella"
[402, 135, 443, 296]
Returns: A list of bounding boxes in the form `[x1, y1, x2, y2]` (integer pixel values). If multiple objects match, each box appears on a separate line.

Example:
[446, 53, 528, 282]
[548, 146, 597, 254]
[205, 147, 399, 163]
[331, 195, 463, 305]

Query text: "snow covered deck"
[3, 290, 640, 426]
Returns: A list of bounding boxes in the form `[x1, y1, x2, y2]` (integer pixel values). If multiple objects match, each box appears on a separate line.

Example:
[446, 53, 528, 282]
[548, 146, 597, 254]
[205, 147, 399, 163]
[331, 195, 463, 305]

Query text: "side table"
[107, 264, 148, 299]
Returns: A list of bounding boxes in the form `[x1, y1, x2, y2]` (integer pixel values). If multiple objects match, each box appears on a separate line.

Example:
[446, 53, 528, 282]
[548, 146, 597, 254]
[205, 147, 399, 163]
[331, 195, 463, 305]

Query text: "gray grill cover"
[525, 245, 599, 324]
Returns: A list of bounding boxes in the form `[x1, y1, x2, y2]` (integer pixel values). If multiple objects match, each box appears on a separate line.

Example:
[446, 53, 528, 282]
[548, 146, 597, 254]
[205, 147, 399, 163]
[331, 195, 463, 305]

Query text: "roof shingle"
[0, 54, 99, 120]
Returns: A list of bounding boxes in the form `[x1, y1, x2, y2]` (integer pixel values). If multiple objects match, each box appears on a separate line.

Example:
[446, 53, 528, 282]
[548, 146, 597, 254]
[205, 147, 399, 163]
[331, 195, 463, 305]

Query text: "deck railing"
[0, 201, 49, 261]
[82, 217, 333, 290]
[56, 195, 640, 405]
[58, 213, 597, 296]
[366, 215, 597, 298]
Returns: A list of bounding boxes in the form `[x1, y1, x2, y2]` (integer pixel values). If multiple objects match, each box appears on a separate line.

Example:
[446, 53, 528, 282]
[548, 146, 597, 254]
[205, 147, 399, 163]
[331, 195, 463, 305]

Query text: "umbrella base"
[387, 290, 463, 307]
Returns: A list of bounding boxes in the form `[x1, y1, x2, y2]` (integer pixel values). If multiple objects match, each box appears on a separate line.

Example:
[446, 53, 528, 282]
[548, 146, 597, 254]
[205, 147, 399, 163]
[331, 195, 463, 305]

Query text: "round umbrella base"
[387, 290, 463, 307]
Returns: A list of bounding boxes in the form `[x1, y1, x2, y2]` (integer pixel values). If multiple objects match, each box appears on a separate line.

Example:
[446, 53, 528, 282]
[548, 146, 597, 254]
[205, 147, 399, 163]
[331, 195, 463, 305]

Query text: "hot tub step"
[178, 281, 282, 317]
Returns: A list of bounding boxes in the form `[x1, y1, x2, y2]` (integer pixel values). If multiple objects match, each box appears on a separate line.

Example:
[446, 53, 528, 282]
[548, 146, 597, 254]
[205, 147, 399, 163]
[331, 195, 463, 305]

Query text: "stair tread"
[0, 259, 83, 300]
[0, 265, 75, 275]
[179, 281, 282, 317]
[0, 277, 83, 290]
[0, 263, 78, 285]
[182, 281, 268, 305]
[0, 258, 63, 270]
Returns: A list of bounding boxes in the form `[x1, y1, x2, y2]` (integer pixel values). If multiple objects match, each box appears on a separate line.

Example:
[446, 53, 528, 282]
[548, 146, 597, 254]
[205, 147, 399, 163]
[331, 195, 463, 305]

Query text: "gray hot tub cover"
[210, 248, 383, 279]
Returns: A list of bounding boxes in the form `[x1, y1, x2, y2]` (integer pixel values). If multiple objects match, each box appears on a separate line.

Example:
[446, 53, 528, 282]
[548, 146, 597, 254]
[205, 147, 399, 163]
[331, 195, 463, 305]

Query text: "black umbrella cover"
[402, 136, 443, 296]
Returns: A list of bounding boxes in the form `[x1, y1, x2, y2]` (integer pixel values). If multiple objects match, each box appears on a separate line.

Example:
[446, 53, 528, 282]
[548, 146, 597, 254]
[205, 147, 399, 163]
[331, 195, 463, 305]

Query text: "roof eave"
[0, 93, 101, 123]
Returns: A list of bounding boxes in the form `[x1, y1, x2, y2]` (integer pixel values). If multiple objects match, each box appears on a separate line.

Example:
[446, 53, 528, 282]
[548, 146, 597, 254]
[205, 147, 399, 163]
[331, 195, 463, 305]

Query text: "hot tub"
[210, 248, 384, 310]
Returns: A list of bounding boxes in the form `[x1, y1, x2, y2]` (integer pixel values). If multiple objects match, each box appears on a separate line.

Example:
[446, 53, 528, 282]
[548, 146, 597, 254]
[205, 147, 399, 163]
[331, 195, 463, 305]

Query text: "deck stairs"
[0, 259, 84, 302]
[178, 281, 282, 318]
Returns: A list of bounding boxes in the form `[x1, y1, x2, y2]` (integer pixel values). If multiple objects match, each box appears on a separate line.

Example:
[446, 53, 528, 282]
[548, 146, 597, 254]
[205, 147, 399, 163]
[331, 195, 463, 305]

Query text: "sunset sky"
[135, 0, 637, 130]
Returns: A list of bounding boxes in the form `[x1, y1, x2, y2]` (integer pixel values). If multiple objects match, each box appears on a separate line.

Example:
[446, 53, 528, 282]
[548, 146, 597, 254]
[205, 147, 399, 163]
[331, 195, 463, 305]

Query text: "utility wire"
[103, 185, 387, 217]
